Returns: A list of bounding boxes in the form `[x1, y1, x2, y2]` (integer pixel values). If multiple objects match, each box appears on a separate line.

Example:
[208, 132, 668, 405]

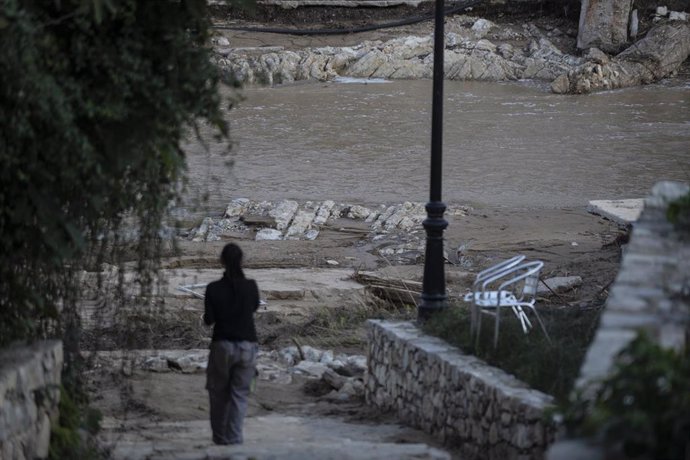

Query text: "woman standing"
[204, 243, 260, 445]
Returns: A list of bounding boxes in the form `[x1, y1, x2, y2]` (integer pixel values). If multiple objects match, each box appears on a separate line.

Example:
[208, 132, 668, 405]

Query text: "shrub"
[423, 303, 602, 401]
[559, 334, 690, 459]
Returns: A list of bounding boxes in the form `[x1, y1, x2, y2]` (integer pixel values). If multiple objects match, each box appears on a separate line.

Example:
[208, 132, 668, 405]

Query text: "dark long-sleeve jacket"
[204, 275, 259, 343]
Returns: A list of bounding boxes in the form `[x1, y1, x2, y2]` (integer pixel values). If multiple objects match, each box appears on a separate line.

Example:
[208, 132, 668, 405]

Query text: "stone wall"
[0, 341, 63, 460]
[576, 181, 690, 397]
[546, 181, 690, 459]
[365, 320, 556, 460]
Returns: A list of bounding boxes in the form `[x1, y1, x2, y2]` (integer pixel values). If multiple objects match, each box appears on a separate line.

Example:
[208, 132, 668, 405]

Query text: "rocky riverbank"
[213, 8, 690, 93]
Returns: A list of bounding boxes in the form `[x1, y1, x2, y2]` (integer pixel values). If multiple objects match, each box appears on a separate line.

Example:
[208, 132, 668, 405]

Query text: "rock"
[304, 229, 320, 240]
[216, 36, 230, 47]
[496, 43, 514, 58]
[313, 200, 335, 225]
[475, 39, 497, 53]
[339, 379, 365, 398]
[191, 217, 214, 242]
[471, 18, 494, 37]
[278, 347, 299, 366]
[175, 356, 206, 373]
[669, 11, 688, 21]
[293, 360, 329, 379]
[256, 228, 283, 241]
[577, 0, 633, 52]
[269, 200, 299, 230]
[322, 368, 347, 390]
[301, 346, 324, 362]
[326, 259, 339, 266]
[537, 276, 583, 295]
[656, 6, 668, 16]
[218, 25, 582, 86]
[320, 350, 335, 365]
[558, 22, 690, 93]
[216, 47, 232, 57]
[285, 209, 316, 239]
[583, 47, 609, 64]
[224, 198, 249, 218]
[348, 205, 372, 220]
[341, 355, 367, 377]
[256, 362, 292, 384]
[550, 74, 570, 94]
[143, 357, 169, 372]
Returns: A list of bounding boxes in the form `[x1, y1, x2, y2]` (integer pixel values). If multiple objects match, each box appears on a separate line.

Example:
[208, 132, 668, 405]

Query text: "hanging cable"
[212, 0, 484, 35]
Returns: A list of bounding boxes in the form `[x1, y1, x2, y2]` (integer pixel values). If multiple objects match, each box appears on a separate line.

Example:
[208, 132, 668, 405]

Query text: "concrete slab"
[586, 199, 644, 226]
[165, 268, 364, 300]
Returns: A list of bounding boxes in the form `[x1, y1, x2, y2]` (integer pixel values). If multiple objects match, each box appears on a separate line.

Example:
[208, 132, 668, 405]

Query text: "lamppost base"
[418, 296, 447, 323]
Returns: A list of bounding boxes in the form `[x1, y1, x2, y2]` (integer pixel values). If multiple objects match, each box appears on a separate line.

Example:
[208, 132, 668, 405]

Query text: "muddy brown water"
[183, 79, 690, 212]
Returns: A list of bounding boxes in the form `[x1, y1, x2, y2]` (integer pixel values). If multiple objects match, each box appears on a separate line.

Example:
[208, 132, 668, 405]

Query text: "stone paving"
[101, 414, 451, 459]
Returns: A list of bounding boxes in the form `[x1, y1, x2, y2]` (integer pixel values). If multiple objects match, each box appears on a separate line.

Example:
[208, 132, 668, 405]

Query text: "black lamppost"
[418, 0, 448, 322]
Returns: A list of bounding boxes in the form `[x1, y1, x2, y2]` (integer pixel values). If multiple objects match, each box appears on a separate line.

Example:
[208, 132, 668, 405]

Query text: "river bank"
[209, 4, 690, 92]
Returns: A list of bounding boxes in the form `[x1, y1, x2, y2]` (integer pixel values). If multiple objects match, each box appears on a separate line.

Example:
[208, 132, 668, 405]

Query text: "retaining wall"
[576, 181, 690, 396]
[547, 181, 690, 459]
[365, 320, 556, 460]
[0, 341, 63, 460]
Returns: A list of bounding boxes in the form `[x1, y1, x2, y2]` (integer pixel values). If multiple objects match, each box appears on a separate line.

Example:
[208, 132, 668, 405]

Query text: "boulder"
[293, 360, 329, 379]
[556, 22, 690, 93]
[471, 18, 495, 38]
[322, 368, 347, 390]
[537, 276, 583, 295]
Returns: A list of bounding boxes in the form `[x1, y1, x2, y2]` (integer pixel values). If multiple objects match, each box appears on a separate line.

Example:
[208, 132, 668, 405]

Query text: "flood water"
[184, 79, 690, 211]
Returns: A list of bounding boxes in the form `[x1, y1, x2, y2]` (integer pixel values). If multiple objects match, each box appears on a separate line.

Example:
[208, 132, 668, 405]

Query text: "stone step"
[100, 416, 451, 460]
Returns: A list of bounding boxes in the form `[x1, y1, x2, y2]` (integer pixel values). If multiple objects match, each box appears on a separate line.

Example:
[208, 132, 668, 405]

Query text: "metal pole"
[418, 0, 448, 322]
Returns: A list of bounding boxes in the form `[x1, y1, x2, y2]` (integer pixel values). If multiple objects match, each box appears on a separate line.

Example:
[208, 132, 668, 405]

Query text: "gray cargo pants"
[206, 340, 258, 445]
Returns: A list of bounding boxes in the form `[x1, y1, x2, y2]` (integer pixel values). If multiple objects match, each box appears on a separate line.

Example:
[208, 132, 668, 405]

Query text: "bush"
[558, 334, 690, 459]
[667, 191, 690, 231]
[423, 303, 602, 401]
[49, 385, 103, 460]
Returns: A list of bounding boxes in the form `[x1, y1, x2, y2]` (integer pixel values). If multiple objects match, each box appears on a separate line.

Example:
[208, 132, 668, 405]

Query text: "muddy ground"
[85, 6, 631, 458]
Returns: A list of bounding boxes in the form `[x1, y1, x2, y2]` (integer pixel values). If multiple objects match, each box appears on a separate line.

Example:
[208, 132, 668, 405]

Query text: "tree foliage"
[0, 0, 230, 346]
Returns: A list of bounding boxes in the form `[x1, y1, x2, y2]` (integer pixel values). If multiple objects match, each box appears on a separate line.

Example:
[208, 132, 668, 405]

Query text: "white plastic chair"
[464, 258, 551, 348]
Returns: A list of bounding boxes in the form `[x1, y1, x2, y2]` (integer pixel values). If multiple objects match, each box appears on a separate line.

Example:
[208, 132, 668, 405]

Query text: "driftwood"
[353, 272, 421, 307]
[552, 22, 690, 94]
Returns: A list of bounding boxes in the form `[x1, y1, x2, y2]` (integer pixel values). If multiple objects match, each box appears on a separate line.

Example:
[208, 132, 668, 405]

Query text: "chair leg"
[474, 305, 483, 349]
[470, 300, 477, 339]
[528, 306, 552, 344]
[511, 306, 531, 333]
[493, 307, 500, 348]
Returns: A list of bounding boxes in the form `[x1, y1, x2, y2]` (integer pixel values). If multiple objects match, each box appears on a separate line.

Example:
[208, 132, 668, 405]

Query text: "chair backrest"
[474, 255, 526, 288]
[519, 262, 543, 300]
[482, 260, 543, 301]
